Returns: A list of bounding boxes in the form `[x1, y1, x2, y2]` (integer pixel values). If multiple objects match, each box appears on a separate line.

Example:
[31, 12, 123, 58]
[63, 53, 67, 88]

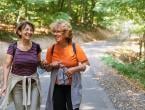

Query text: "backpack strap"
[12, 42, 17, 57]
[51, 43, 76, 55]
[51, 44, 55, 55]
[36, 43, 41, 55]
[50, 42, 78, 62]
[72, 42, 76, 54]
[72, 42, 79, 62]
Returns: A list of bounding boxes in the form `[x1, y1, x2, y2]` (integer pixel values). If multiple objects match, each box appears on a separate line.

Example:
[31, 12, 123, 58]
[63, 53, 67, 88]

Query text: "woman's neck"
[57, 41, 68, 47]
[19, 39, 31, 46]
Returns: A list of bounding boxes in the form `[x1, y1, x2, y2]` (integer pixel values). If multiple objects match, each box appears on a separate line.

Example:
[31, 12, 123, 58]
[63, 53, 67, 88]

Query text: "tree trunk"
[89, 0, 96, 26]
[83, 0, 88, 24]
[80, 0, 84, 23]
[67, 0, 72, 16]
[139, 38, 142, 59]
[59, 0, 65, 11]
[143, 32, 145, 60]
[16, 11, 21, 24]
[24, 4, 29, 20]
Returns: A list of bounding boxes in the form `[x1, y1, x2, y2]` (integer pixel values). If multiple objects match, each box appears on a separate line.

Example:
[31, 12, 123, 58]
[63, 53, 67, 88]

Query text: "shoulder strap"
[36, 43, 40, 54]
[50, 43, 78, 62]
[72, 42, 79, 63]
[51, 44, 55, 55]
[72, 42, 76, 54]
[51, 43, 76, 55]
[12, 42, 17, 57]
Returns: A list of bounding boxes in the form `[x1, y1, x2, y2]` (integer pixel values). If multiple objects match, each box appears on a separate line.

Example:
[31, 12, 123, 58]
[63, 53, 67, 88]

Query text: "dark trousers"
[53, 84, 73, 110]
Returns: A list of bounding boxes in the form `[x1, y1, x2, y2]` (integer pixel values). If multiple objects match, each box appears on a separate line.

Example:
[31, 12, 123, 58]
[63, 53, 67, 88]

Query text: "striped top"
[7, 42, 41, 76]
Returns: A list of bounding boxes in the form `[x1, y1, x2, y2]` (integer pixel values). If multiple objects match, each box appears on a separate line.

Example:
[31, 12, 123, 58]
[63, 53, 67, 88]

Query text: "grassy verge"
[101, 55, 145, 88]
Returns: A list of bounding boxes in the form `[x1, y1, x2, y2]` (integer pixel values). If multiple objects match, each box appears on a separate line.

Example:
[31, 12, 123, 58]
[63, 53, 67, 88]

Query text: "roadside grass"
[101, 55, 145, 88]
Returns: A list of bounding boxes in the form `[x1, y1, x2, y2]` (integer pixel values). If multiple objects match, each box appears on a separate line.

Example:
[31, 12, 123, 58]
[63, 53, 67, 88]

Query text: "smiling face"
[50, 20, 73, 44]
[52, 27, 66, 43]
[16, 21, 35, 40]
[18, 24, 34, 40]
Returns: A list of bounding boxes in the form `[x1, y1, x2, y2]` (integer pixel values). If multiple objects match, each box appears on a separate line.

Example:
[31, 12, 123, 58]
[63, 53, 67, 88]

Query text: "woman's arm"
[65, 61, 90, 77]
[38, 52, 44, 68]
[42, 61, 62, 72]
[0, 54, 13, 96]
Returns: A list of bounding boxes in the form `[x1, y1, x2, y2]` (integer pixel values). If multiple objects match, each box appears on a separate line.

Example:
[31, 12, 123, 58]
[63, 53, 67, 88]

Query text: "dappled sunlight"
[35, 27, 50, 34]
[84, 87, 104, 91]
[123, 42, 139, 53]
[39, 74, 50, 78]
[84, 87, 98, 90]
[83, 74, 93, 77]
[95, 71, 105, 80]
[80, 103, 96, 110]
[0, 23, 50, 35]
[0, 23, 15, 32]
[126, 90, 142, 97]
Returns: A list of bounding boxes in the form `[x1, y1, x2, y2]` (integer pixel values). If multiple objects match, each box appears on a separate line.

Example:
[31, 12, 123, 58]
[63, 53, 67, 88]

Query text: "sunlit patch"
[40, 104, 46, 108]
[80, 104, 96, 110]
[39, 74, 50, 78]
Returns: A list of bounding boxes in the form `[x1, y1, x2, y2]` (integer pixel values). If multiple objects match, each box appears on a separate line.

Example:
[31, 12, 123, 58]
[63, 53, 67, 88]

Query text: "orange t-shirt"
[46, 43, 88, 67]
[46, 43, 88, 85]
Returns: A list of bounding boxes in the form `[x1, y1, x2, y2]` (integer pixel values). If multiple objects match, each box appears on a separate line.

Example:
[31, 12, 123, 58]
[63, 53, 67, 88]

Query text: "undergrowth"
[101, 55, 145, 88]
[0, 31, 17, 42]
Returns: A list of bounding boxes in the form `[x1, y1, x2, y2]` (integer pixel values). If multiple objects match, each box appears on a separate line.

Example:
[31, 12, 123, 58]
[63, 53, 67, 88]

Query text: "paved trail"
[40, 40, 118, 110]
[0, 40, 119, 110]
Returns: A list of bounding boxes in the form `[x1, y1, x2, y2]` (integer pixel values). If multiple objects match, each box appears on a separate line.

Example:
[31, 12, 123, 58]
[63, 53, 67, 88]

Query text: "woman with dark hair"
[0, 21, 41, 110]
[45, 19, 90, 110]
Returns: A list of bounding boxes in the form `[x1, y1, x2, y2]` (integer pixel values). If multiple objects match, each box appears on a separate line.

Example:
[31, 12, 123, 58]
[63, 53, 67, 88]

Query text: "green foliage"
[101, 55, 145, 88]
[0, 31, 17, 42]
[93, 0, 145, 33]
[0, 0, 145, 34]
[0, 0, 98, 27]
[52, 12, 72, 22]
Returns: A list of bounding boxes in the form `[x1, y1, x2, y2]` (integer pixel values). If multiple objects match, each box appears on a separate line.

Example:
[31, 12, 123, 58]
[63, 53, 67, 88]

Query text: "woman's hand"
[65, 67, 75, 78]
[50, 61, 62, 69]
[65, 63, 87, 77]
[0, 85, 7, 96]
[42, 61, 63, 71]
[39, 60, 47, 69]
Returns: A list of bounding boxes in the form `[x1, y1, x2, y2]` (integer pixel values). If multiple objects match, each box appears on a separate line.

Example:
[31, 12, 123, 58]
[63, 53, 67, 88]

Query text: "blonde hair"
[50, 19, 73, 43]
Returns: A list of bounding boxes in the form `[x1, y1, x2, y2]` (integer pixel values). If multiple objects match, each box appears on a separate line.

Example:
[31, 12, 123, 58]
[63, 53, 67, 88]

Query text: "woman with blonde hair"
[45, 19, 89, 110]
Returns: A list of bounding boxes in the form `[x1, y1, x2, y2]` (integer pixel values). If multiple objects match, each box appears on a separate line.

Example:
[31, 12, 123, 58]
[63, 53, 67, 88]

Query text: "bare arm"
[65, 61, 90, 77]
[0, 54, 13, 96]
[42, 61, 61, 72]
[38, 52, 41, 61]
